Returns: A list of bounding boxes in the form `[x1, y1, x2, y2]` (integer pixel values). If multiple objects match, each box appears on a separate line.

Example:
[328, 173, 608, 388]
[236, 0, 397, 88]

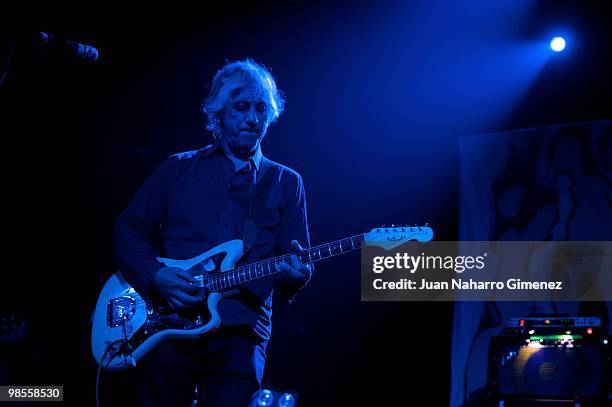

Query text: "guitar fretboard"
[197, 234, 365, 292]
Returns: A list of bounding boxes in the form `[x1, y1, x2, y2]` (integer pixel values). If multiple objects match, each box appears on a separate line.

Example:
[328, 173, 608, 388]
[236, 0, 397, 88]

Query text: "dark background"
[1, 1, 610, 405]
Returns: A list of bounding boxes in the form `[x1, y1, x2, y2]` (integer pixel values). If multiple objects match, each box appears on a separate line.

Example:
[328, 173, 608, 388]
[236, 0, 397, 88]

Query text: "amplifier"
[487, 316, 610, 404]
[508, 317, 602, 330]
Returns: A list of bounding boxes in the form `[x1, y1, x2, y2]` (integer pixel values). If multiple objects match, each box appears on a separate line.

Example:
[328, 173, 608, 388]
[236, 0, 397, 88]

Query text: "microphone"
[38, 32, 99, 62]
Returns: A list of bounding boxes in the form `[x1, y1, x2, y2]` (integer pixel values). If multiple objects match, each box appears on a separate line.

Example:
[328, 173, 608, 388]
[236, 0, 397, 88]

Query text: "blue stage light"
[257, 389, 274, 406]
[278, 393, 296, 407]
[550, 36, 566, 52]
[256, 387, 299, 406]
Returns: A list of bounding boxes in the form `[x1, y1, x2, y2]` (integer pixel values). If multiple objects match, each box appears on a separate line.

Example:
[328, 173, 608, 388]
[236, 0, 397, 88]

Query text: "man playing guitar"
[112, 59, 312, 406]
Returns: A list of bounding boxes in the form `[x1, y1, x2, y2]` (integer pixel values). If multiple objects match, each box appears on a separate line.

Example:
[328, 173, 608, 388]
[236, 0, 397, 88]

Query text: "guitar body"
[91, 225, 434, 371]
[91, 239, 244, 370]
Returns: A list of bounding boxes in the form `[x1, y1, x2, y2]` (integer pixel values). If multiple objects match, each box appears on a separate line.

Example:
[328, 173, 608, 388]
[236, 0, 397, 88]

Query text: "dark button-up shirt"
[113, 142, 311, 340]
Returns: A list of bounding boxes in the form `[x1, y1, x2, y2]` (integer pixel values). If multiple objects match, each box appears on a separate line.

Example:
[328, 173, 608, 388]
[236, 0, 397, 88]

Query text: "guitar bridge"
[107, 296, 137, 328]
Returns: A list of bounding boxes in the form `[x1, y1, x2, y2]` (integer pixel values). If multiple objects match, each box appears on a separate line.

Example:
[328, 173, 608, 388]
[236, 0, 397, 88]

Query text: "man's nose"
[245, 108, 258, 128]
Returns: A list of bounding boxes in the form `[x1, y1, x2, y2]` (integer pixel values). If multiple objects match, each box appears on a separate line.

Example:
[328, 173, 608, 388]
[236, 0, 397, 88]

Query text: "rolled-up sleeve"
[113, 157, 175, 295]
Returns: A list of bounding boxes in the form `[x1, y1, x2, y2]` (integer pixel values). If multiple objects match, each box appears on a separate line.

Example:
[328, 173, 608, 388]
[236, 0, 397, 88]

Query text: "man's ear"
[214, 110, 226, 139]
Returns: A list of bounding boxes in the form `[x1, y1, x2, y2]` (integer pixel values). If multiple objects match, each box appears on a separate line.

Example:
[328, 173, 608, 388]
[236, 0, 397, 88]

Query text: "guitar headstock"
[364, 224, 434, 249]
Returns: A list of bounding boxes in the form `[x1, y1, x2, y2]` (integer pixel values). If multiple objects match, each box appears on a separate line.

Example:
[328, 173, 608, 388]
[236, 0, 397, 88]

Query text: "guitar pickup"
[107, 296, 137, 328]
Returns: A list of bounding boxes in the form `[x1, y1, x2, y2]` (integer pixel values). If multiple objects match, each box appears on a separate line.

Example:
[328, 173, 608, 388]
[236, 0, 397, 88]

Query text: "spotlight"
[256, 389, 274, 407]
[278, 393, 296, 407]
[256, 387, 299, 407]
[550, 36, 566, 52]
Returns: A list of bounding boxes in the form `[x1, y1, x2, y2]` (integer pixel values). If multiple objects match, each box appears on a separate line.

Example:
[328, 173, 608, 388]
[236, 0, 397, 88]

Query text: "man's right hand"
[152, 267, 203, 310]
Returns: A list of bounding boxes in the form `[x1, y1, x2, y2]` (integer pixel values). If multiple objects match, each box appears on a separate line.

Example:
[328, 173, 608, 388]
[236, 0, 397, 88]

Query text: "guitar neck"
[198, 234, 365, 292]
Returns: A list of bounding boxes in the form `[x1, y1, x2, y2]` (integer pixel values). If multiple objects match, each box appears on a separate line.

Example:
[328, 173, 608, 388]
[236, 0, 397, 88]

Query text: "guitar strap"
[242, 157, 275, 253]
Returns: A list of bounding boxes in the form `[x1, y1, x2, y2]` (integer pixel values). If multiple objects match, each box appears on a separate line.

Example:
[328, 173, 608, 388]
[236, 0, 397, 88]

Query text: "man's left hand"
[277, 240, 312, 285]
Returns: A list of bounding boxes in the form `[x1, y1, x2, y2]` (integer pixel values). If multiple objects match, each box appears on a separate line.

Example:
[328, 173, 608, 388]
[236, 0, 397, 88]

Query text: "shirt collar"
[230, 145, 262, 173]
[201, 140, 262, 174]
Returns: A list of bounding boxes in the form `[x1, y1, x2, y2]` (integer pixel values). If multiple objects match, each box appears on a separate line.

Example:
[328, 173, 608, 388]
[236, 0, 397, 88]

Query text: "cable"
[96, 362, 102, 407]
[96, 341, 121, 407]
[0, 39, 17, 89]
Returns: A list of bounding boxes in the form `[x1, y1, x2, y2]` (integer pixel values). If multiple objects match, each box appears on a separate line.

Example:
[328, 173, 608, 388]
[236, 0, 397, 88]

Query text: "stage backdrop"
[451, 120, 611, 407]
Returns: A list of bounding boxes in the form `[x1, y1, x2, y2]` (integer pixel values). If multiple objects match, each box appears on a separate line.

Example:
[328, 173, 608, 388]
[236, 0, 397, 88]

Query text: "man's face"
[219, 84, 269, 159]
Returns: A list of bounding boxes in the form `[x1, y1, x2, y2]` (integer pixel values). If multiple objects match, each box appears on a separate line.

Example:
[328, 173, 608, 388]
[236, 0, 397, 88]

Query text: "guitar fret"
[202, 234, 369, 292]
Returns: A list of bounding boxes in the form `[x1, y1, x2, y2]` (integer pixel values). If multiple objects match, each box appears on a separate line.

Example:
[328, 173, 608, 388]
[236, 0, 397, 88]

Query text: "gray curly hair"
[202, 59, 285, 137]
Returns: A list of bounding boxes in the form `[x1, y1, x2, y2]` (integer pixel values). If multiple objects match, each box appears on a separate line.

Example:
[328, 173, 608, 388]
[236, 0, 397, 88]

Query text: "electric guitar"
[91, 225, 433, 370]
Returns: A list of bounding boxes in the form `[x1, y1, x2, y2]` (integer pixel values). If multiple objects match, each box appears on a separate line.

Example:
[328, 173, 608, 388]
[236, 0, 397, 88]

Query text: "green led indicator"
[529, 334, 582, 341]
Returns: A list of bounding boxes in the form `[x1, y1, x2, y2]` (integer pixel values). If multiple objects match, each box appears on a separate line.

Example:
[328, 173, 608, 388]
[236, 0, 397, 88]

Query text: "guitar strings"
[200, 234, 366, 290]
